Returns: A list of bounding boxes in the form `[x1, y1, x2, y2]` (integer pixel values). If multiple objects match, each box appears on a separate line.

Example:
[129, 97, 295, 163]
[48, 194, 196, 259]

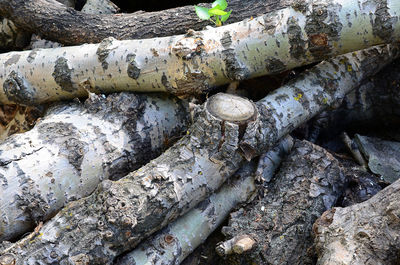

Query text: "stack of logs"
[0, 0, 399, 264]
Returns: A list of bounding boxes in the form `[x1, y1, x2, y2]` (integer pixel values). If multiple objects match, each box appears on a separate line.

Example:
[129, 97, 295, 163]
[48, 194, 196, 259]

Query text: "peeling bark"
[115, 161, 257, 265]
[0, 92, 189, 242]
[1, 1, 400, 104]
[0, 0, 293, 45]
[0, 45, 396, 264]
[116, 136, 292, 265]
[314, 177, 400, 265]
[218, 140, 346, 265]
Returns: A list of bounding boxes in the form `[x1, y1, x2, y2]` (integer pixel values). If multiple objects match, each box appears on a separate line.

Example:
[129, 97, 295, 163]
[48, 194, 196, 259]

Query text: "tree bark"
[217, 140, 346, 265]
[0, 92, 189, 242]
[116, 136, 293, 265]
[0, 0, 119, 141]
[0, 45, 396, 264]
[1, 0, 400, 105]
[313, 177, 400, 265]
[0, 0, 293, 45]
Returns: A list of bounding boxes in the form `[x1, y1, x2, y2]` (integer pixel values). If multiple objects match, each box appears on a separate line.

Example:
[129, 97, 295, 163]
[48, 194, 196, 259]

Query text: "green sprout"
[195, 0, 232, 27]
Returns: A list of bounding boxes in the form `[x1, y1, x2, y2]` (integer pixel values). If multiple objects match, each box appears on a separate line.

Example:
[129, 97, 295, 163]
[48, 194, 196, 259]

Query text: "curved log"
[0, 92, 189, 242]
[0, 0, 291, 45]
[0, 45, 396, 264]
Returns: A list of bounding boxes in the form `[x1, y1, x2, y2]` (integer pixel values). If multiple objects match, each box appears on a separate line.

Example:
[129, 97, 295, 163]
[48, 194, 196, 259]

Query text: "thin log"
[0, 45, 396, 264]
[1, 0, 400, 104]
[0, 0, 292, 45]
[116, 136, 293, 265]
[313, 177, 400, 265]
[0, 92, 189, 242]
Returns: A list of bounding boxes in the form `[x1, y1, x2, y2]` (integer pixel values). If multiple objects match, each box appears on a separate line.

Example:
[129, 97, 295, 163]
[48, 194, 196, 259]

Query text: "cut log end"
[206, 93, 256, 123]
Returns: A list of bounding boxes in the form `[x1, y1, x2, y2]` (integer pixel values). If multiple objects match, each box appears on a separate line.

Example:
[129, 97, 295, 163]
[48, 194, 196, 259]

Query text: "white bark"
[0, 44, 397, 264]
[116, 136, 293, 265]
[0, 0, 400, 104]
[0, 92, 189, 242]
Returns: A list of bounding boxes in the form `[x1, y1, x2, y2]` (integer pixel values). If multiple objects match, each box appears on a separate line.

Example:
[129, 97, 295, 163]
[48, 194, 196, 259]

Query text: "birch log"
[114, 162, 257, 265]
[0, 45, 397, 264]
[115, 136, 293, 265]
[0, 0, 293, 45]
[1, 0, 400, 105]
[0, 92, 189, 242]
[313, 177, 400, 265]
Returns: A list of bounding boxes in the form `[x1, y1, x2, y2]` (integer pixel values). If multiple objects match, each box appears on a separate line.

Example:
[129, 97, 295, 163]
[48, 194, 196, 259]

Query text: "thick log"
[0, 0, 292, 45]
[116, 136, 293, 265]
[0, 45, 396, 264]
[1, 0, 400, 104]
[0, 92, 189, 242]
[313, 177, 400, 265]
[218, 140, 346, 264]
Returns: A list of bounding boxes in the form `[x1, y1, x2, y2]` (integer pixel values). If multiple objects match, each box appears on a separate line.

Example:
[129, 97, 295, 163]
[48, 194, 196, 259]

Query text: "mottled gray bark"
[1, 0, 400, 105]
[0, 45, 396, 264]
[116, 136, 293, 265]
[115, 162, 257, 265]
[314, 177, 400, 265]
[0, 92, 189, 242]
[218, 140, 346, 265]
[0, 0, 293, 45]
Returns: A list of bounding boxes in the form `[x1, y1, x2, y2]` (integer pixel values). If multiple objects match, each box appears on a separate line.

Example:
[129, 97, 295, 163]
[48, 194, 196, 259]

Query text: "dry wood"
[0, 0, 292, 45]
[314, 177, 400, 265]
[116, 136, 293, 265]
[0, 45, 396, 264]
[218, 140, 347, 264]
[0, 0, 400, 104]
[0, 92, 189, 242]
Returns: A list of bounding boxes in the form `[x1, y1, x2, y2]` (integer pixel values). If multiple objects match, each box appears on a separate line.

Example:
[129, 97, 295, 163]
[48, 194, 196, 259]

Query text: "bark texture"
[314, 177, 400, 265]
[218, 140, 346, 265]
[0, 0, 293, 45]
[0, 92, 189, 242]
[302, 57, 400, 145]
[115, 162, 257, 265]
[1, 0, 400, 104]
[116, 137, 293, 265]
[0, 45, 396, 264]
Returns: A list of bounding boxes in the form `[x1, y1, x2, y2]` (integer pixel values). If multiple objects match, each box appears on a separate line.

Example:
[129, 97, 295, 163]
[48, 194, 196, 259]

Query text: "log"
[0, 45, 396, 264]
[116, 136, 293, 265]
[0, 0, 293, 45]
[1, 0, 400, 105]
[217, 139, 346, 264]
[0, 92, 189, 242]
[301, 57, 400, 145]
[313, 177, 400, 265]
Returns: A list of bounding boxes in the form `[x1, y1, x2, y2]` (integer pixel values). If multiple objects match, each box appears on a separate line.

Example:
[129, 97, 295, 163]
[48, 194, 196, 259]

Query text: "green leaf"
[220, 10, 232, 22]
[208, 7, 227, 16]
[195, 6, 211, 20]
[212, 0, 228, 10]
